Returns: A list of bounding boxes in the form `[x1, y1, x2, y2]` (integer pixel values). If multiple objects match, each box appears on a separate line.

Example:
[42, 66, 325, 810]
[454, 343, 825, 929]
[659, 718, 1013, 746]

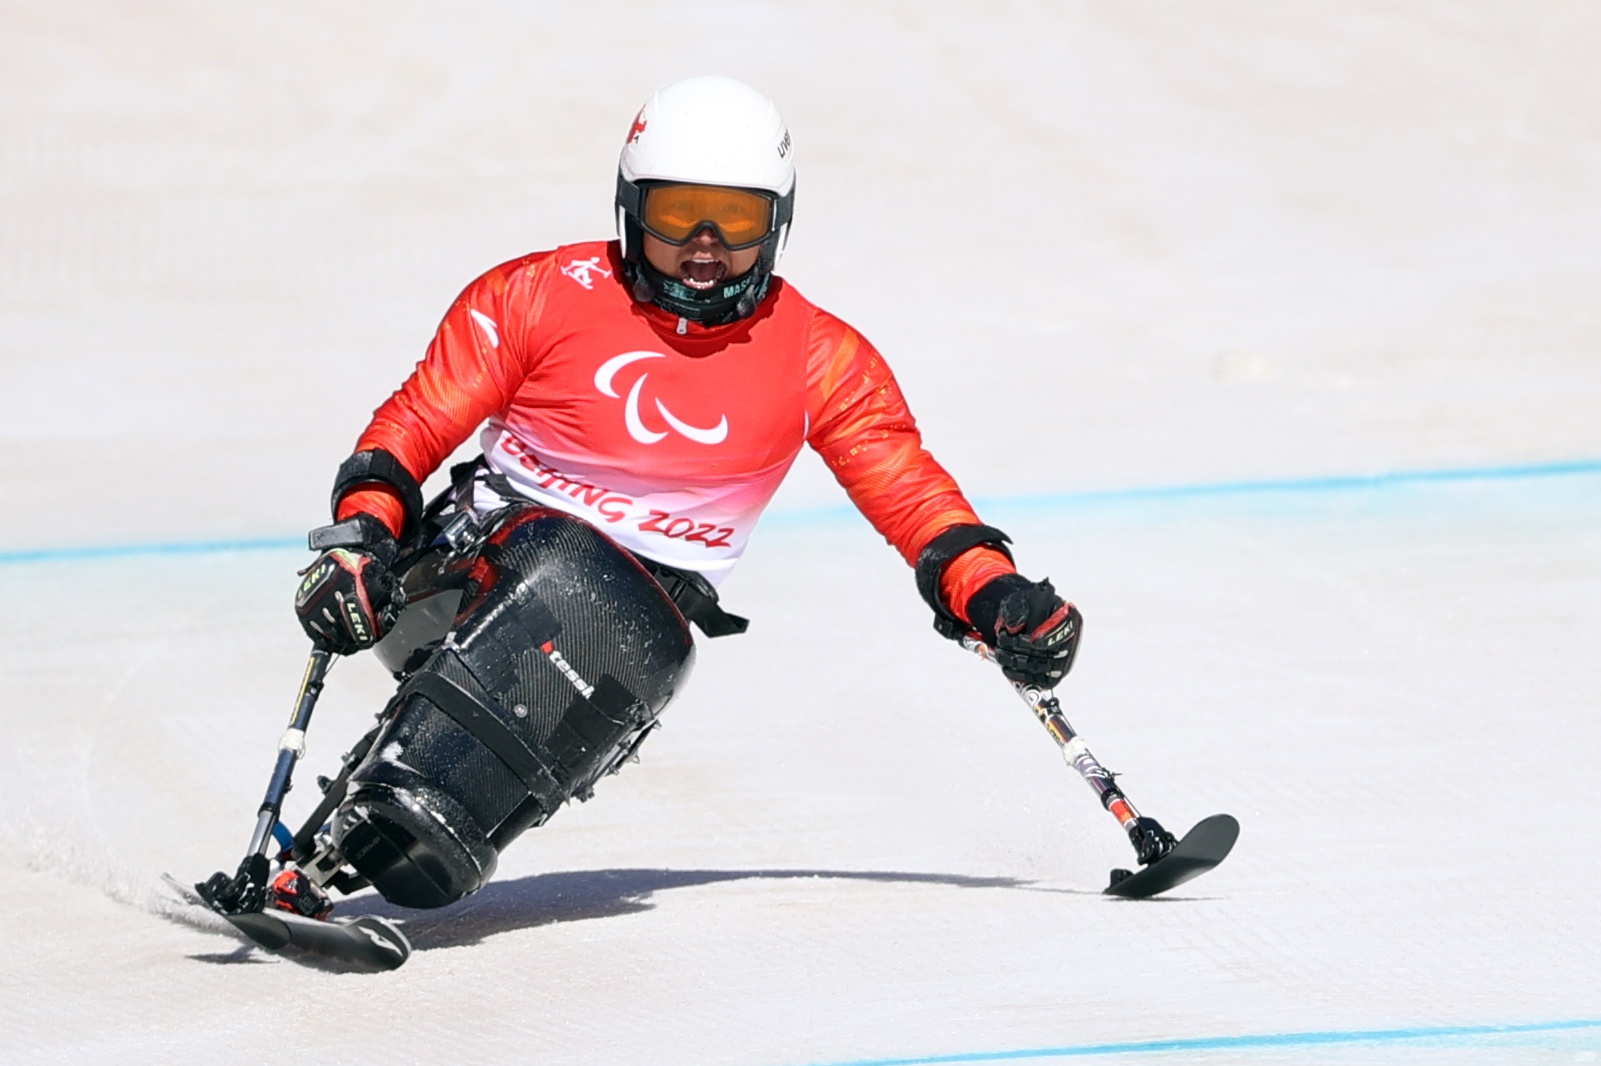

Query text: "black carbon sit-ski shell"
[333, 506, 696, 908]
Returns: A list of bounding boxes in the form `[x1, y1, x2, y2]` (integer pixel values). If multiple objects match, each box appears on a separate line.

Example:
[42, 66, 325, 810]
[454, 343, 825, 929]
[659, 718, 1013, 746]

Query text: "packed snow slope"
[2, 2, 1599, 1063]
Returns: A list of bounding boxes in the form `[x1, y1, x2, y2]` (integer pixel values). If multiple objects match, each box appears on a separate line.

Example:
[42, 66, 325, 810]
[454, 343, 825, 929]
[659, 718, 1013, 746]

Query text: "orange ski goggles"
[640, 183, 776, 250]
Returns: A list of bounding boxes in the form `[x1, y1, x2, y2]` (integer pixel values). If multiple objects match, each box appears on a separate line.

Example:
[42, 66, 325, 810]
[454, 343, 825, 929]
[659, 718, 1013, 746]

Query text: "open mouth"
[679, 257, 727, 291]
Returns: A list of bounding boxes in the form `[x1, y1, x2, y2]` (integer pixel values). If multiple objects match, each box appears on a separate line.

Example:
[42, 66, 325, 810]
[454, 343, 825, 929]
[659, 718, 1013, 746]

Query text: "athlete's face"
[642, 228, 762, 291]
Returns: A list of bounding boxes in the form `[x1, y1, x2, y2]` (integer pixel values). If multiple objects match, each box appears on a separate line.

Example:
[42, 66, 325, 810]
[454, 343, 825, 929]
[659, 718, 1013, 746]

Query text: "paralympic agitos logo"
[593, 351, 729, 446]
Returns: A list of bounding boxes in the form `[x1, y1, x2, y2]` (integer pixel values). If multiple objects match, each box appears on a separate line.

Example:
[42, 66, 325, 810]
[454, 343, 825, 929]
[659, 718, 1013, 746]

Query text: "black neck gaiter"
[627, 258, 771, 325]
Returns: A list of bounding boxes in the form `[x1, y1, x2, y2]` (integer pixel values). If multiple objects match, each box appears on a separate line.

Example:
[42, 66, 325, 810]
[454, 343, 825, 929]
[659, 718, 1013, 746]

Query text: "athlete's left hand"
[294, 513, 403, 655]
[968, 575, 1082, 689]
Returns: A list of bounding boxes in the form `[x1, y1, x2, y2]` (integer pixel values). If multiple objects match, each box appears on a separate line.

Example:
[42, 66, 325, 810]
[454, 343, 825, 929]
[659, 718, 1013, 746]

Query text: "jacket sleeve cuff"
[940, 546, 1018, 627]
[334, 486, 406, 540]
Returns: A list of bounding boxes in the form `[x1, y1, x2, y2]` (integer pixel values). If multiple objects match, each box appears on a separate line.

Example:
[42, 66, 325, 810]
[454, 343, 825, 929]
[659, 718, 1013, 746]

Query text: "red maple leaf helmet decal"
[627, 109, 648, 145]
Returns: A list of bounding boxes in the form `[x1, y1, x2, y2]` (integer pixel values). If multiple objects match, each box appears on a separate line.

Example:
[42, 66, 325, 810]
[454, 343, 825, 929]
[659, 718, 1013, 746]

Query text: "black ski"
[1104, 814, 1239, 899]
[224, 907, 410, 969]
[163, 874, 411, 971]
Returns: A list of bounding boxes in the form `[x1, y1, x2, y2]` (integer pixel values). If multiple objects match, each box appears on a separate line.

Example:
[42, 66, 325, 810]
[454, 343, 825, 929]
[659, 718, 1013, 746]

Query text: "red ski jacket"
[338, 241, 1013, 621]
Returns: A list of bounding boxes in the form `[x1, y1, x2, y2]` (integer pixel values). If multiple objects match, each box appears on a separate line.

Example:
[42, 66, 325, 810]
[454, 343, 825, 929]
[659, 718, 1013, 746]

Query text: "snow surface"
[3, 2, 1600, 1063]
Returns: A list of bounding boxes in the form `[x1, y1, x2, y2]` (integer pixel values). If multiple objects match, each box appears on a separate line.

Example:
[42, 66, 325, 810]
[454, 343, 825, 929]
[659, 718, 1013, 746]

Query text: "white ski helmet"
[615, 75, 795, 322]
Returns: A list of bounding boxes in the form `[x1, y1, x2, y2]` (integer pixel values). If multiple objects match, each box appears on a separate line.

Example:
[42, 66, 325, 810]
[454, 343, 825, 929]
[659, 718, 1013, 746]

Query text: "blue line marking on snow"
[773, 455, 1601, 530]
[974, 455, 1601, 513]
[797, 1018, 1601, 1066]
[3, 457, 1600, 568]
[0, 535, 301, 566]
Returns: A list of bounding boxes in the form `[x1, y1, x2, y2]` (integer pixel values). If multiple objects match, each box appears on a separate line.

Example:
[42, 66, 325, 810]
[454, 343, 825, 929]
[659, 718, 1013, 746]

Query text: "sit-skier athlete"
[261, 76, 1082, 918]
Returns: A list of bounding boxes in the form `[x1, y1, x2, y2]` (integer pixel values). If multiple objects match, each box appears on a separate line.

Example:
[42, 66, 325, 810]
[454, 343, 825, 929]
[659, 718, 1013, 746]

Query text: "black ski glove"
[294, 513, 403, 655]
[965, 574, 1082, 690]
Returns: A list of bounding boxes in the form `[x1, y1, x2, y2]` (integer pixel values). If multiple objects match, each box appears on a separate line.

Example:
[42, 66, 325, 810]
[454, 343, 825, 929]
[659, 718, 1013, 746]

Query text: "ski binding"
[164, 873, 411, 971]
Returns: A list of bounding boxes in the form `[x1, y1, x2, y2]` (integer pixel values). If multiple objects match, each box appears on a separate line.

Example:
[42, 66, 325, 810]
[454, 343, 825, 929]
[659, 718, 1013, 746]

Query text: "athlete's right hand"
[294, 513, 403, 654]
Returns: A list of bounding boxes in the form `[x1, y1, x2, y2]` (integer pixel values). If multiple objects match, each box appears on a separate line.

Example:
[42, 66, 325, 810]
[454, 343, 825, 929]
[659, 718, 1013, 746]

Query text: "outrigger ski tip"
[1104, 813, 1240, 899]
